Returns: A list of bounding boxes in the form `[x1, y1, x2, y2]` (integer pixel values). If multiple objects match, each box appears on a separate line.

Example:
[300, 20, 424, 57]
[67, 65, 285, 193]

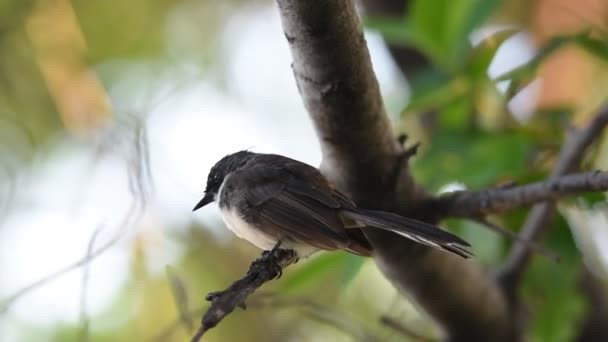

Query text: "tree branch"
[190, 250, 297, 341]
[498, 106, 608, 293]
[431, 170, 608, 218]
[276, 1, 512, 341]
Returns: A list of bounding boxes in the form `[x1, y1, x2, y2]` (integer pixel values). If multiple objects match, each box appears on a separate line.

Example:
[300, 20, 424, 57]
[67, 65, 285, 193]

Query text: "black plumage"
[194, 151, 472, 259]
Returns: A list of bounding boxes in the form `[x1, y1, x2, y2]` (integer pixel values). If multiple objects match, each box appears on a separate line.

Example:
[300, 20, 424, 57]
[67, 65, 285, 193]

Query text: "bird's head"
[193, 150, 255, 211]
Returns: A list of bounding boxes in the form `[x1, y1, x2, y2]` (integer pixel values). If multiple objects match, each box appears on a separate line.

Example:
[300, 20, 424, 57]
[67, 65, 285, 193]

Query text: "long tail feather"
[342, 209, 473, 258]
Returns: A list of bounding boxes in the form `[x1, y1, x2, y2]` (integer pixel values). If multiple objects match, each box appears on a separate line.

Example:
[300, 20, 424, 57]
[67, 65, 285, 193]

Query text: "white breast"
[220, 207, 278, 251]
[216, 174, 320, 257]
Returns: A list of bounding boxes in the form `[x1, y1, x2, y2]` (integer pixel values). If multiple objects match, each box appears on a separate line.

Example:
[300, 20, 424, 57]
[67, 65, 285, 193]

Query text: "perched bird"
[193, 151, 472, 259]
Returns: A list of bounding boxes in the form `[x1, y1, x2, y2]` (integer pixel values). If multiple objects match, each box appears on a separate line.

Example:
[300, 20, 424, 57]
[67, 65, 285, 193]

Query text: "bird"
[193, 150, 472, 260]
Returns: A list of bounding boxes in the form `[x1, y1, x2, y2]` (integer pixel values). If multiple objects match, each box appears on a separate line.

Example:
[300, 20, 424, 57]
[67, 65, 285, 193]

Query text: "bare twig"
[0, 200, 141, 313]
[380, 315, 436, 342]
[498, 105, 608, 293]
[78, 226, 103, 342]
[472, 217, 560, 262]
[190, 250, 297, 341]
[432, 170, 608, 218]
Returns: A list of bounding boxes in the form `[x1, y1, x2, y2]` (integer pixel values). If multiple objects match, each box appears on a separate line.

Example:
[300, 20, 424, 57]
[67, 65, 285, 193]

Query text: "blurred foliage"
[366, 0, 503, 71]
[370, 0, 608, 341]
[522, 217, 587, 342]
[72, 0, 173, 62]
[0, 0, 607, 341]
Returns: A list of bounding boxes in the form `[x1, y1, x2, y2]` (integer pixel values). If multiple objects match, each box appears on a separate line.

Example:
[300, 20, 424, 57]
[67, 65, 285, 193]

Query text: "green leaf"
[576, 191, 608, 206]
[408, 0, 454, 64]
[573, 34, 608, 61]
[494, 34, 574, 82]
[468, 29, 519, 81]
[340, 254, 366, 286]
[73, 0, 174, 61]
[404, 68, 471, 113]
[504, 75, 535, 101]
[364, 16, 418, 47]
[408, 0, 503, 70]
[523, 218, 585, 342]
[495, 32, 607, 89]
[439, 94, 473, 129]
[413, 130, 536, 190]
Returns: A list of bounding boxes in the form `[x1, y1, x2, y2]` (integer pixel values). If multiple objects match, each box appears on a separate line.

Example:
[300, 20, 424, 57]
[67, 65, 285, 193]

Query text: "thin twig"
[472, 217, 560, 262]
[1, 104, 151, 313]
[0, 201, 142, 313]
[380, 315, 436, 342]
[190, 250, 298, 341]
[78, 226, 103, 342]
[498, 105, 608, 292]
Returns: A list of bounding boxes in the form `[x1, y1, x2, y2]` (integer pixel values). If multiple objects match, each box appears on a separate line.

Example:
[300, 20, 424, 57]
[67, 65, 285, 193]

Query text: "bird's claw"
[250, 247, 285, 279]
[205, 290, 223, 302]
[205, 290, 247, 309]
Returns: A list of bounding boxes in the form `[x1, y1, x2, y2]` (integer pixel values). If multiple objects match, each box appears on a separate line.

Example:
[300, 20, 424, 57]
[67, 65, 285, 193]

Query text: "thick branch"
[432, 170, 608, 218]
[276, 1, 511, 341]
[277, 0, 409, 198]
[498, 106, 608, 292]
[190, 250, 296, 341]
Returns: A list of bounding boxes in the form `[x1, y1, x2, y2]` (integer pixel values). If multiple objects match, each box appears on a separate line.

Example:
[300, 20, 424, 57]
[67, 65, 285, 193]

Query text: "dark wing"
[225, 163, 371, 255]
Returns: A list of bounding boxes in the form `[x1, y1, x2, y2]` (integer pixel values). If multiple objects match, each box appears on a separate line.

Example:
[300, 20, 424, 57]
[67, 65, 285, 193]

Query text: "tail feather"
[342, 209, 473, 259]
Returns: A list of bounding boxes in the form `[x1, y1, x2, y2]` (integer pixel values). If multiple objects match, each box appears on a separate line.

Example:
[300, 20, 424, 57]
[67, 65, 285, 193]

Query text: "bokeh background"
[0, 0, 607, 341]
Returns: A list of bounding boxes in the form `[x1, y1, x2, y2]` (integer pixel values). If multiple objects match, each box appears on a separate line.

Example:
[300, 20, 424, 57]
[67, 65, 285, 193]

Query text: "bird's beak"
[193, 193, 214, 211]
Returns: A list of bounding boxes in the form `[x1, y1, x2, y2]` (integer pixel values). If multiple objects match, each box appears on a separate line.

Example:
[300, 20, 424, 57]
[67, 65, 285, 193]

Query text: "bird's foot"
[205, 290, 224, 302]
[205, 290, 247, 309]
[249, 242, 296, 279]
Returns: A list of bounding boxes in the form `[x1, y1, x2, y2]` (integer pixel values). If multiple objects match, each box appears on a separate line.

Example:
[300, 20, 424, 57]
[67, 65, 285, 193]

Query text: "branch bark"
[276, 1, 511, 340]
[191, 250, 296, 341]
[430, 170, 608, 218]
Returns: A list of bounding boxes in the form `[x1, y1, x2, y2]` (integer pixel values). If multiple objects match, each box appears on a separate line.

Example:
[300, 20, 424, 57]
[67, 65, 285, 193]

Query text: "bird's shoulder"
[226, 154, 355, 208]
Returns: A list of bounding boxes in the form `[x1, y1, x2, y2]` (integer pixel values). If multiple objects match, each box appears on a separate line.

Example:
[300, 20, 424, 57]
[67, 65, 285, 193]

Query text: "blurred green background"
[0, 0, 607, 341]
